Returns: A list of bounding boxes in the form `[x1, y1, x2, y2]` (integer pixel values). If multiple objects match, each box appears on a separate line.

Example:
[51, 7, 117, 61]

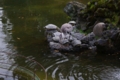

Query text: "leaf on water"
[17, 37, 20, 40]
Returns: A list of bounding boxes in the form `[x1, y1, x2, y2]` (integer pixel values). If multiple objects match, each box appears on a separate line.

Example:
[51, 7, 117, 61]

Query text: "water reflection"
[0, 6, 39, 80]
[1, 0, 120, 80]
[0, 7, 15, 80]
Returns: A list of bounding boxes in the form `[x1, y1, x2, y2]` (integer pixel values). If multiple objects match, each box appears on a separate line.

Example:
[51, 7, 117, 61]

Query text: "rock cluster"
[45, 22, 84, 51]
[44, 22, 120, 54]
[44, 0, 120, 55]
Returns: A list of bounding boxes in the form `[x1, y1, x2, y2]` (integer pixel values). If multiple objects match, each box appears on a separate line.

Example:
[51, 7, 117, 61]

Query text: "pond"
[0, 0, 120, 80]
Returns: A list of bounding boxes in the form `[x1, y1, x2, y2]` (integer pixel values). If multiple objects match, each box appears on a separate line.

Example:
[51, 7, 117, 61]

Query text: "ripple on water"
[98, 66, 120, 80]
[0, 7, 17, 80]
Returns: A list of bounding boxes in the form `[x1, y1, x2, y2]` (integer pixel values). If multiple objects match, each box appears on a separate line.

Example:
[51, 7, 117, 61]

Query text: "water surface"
[0, 0, 120, 80]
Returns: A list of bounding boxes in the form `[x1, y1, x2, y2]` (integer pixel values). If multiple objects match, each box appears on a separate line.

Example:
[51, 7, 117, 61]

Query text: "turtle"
[68, 21, 76, 26]
[93, 22, 106, 37]
[61, 23, 73, 34]
[44, 24, 58, 30]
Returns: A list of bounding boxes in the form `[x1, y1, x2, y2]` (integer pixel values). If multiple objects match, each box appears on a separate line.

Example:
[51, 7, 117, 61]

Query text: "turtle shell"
[68, 21, 76, 24]
[44, 24, 58, 30]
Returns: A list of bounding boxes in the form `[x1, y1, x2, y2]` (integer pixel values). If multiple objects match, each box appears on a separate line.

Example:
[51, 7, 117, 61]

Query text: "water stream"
[0, 0, 120, 80]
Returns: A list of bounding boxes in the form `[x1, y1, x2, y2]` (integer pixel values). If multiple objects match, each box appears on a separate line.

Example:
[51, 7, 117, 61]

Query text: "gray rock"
[81, 32, 95, 44]
[49, 42, 62, 50]
[52, 32, 61, 42]
[49, 42, 72, 51]
[71, 38, 81, 46]
[71, 32, 85, 40]
[95, 38, 109, 47]
[59, 33, 69, 44]
[64, 1, 86, 18]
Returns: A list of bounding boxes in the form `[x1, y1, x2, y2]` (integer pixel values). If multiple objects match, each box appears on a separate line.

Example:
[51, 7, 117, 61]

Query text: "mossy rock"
[80, 0, 120, 29]
[64, 0, 120, 31]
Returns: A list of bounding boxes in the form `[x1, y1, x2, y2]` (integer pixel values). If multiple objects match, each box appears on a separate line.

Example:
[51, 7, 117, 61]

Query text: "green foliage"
[79, 29, 88, 35]
[112, 14, 119, 26]
[79, 0, 120, 30]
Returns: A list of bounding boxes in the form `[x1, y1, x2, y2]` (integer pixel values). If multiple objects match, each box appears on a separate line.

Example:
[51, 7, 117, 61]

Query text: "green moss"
[78, 0, 120, 30]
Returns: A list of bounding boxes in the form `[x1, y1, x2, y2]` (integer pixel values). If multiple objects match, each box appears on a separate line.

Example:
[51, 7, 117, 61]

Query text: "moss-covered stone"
[64, 0, 120, 31]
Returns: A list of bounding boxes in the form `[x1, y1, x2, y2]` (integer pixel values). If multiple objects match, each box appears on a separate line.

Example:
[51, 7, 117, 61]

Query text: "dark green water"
[0, 0, 120, 80]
